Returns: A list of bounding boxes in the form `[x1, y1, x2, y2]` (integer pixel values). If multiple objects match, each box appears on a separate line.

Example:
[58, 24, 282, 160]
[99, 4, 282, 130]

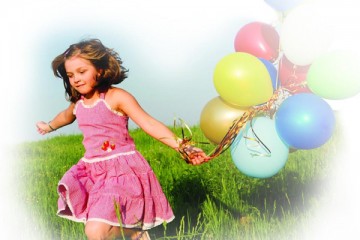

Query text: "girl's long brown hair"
[52, 39, 128, 103]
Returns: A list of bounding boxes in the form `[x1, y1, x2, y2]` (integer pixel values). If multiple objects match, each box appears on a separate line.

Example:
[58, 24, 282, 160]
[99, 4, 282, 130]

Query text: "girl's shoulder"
[105, 87, 137, 107]
[106, 87, 132, 99]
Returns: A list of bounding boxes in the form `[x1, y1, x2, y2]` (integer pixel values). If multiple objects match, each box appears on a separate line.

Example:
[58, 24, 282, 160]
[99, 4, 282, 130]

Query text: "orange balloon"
[200, 96, 248, 144]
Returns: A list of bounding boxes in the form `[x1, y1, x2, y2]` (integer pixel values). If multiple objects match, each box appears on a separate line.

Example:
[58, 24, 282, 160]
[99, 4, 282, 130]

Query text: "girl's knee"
[84, 225, 103, 240]
[84, 221, 146, 240]
[84, 222, 115, 240]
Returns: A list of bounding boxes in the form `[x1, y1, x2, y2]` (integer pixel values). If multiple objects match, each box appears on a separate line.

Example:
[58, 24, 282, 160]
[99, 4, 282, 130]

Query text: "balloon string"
[171, 117, 211, 163]
[243, 118, 271, 157]
[174, 88, 284, 163]
[206, 88, 282, 160]
[274, 54, 282, 90]
[283, 76, 308, 94]
[272, 14, 284, 91]
[207, 108, 258, 159]
[274, 38, 283, 91]
[173, 117, 193, 142]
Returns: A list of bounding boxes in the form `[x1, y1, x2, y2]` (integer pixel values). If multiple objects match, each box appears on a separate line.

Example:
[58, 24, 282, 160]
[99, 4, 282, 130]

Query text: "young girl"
[36, 39, 209, 240]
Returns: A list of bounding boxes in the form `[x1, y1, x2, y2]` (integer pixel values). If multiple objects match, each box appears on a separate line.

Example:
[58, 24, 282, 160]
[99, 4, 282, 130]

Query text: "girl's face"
[65, 56, 99, 97]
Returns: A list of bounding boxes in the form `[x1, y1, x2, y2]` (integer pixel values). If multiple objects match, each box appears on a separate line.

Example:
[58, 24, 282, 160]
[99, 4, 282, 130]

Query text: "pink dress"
[57, 92, 175, 230]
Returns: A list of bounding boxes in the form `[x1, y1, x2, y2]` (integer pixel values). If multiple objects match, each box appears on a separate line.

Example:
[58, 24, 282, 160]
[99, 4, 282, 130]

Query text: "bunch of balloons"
[200, 0, 360, 178]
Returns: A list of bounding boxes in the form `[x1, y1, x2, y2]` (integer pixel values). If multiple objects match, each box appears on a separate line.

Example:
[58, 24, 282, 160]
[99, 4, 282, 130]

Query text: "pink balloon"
[279, 55, 311, 94]
[234, 22, 280, 62]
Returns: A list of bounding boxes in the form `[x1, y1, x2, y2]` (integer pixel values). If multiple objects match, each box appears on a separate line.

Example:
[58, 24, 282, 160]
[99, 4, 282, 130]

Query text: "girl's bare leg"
[131, 230, 151, 240]
[85, 221, 150, 240]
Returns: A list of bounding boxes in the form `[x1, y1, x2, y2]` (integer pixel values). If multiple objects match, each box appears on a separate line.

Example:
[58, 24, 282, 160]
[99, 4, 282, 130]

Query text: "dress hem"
[56, 212, 175, 230]
[57, 182, 175, 230]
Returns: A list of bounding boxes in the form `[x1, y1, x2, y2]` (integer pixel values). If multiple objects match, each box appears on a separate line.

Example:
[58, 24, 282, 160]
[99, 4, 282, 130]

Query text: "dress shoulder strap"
[73, 99, 82, 115]
[100, 92, 106, 99]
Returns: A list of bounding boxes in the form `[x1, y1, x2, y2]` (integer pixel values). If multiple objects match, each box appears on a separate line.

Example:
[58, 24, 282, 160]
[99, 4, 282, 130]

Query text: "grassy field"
[17, 124, 340, 239]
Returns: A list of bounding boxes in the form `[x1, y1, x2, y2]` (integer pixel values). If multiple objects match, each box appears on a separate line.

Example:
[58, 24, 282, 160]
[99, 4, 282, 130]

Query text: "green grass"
[17, 124, 340, 239]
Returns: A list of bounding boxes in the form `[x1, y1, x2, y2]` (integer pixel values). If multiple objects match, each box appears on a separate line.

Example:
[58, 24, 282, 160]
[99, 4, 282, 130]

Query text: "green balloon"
[307, 51, 360, 100]
[213, 52, 273, 107]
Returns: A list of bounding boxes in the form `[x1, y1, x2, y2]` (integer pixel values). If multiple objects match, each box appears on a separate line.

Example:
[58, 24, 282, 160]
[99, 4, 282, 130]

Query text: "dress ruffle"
[57, 151, 175, 230]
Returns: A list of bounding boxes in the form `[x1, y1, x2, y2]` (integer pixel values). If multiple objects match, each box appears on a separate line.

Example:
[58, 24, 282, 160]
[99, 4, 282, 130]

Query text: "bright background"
[1, 0, 359, 239]
[3, 0, 280, 144]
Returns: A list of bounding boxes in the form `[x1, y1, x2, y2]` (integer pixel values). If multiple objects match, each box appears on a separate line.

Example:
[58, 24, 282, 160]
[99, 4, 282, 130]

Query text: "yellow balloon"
[213, 52, 273, 107]
[200, 96, 248, 144]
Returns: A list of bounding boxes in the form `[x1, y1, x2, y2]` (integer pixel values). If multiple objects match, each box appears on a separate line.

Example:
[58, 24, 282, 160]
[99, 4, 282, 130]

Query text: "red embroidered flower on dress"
[101, 141, 116, 152]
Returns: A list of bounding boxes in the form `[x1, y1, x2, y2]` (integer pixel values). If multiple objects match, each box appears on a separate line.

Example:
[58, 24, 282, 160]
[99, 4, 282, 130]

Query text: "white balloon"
[280, 3, 332, 66]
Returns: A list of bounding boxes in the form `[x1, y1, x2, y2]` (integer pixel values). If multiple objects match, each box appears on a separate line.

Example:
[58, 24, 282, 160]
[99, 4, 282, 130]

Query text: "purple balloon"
[259, 58, 279, 90]
[275, 93, 335, 149]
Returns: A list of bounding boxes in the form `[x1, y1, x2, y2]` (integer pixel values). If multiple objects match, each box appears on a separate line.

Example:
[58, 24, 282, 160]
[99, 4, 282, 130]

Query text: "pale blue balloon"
[264, 0, 304, 12]
[230, 117, 289, 178]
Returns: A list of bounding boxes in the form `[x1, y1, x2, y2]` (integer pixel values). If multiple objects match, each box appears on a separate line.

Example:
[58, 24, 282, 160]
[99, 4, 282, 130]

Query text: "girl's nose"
[73, 75, 80, 83]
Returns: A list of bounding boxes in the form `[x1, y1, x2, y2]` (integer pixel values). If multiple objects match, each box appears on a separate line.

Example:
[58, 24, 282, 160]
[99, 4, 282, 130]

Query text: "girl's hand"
[36, 121, 53, 135]
[182, 145, 210, 165]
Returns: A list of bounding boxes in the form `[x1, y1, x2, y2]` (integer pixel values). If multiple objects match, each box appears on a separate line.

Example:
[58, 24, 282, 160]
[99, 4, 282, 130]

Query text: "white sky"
[3, 0, 279, 144]
[1, 0, 360, 239]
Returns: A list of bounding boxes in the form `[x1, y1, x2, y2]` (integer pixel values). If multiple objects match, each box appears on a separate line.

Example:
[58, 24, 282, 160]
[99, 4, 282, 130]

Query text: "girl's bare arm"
[112, 89, 209, 164]
[36, 103, 76, 135]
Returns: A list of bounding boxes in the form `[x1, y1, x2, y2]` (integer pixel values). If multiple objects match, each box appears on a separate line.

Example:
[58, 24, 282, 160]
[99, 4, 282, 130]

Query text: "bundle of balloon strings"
[176, 87, 294, 163]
